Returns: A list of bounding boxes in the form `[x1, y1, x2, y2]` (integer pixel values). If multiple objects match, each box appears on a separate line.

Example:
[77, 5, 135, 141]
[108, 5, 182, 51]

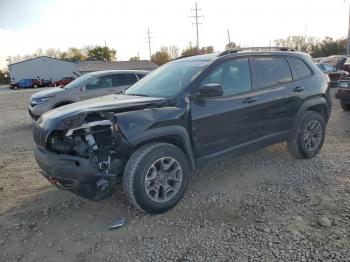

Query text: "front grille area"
[33, 125, 48, 149]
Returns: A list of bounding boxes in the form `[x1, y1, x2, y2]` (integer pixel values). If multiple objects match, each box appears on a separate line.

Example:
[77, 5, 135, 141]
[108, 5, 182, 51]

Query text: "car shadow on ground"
[1, 143, 295, 228]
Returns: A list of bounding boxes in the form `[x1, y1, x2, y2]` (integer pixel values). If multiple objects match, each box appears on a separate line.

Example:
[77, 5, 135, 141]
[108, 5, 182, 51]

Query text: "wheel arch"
[52, 100, 75, 109]
[293, 97, 329, 130]
[128, 126, 196, 171]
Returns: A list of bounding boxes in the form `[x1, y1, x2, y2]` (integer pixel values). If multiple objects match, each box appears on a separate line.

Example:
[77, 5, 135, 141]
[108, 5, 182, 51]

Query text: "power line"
[190, 2, 203, 52]
[145, 28, 153, 61]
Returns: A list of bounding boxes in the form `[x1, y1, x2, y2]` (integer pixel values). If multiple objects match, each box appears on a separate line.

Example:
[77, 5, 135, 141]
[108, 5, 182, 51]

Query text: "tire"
[340, 101, 350, 111]
[33, 84, 38, 88]
[287, 111, 326, 159]
[13, 85, 18, 90]
[123, 142, 190, 214]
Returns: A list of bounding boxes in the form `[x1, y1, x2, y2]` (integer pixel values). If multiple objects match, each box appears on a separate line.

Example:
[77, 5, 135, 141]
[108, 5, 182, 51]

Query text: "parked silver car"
[28, 70, 148, 120]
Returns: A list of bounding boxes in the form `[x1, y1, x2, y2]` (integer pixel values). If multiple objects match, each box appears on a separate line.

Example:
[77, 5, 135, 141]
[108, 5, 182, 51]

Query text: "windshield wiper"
[127, 93, 150, 97]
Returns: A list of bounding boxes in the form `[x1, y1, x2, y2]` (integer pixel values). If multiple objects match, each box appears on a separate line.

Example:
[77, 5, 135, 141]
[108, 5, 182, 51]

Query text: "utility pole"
[145, 28, 153, 61]
[190, 2, 203, 52]
[227, 29, 231, 49]
[348, 3, 350, 55]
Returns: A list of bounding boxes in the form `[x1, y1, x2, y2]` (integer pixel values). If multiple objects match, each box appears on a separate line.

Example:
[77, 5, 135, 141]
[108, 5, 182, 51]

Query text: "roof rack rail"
[174, 54, 196, 60]
[218, 47, 295, 57]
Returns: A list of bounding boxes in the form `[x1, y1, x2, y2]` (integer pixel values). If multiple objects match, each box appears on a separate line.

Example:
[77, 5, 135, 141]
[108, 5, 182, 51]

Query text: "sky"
[0, 0, 348, 69]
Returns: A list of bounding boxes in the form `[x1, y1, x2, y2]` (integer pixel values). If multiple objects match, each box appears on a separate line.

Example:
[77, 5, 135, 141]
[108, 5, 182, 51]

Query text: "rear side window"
[252, 57, 292, 89]
[116, 74, 137, 86]
[289, 57, 312, 79]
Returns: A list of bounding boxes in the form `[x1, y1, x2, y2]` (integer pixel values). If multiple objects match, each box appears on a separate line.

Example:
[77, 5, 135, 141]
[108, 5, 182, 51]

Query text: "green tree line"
[4, 36, 347, 69]
[6, 46, 117, 65]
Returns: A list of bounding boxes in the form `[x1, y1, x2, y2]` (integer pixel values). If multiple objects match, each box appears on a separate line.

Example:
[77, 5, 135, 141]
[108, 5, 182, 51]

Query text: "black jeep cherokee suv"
[33, 48, 332, 214]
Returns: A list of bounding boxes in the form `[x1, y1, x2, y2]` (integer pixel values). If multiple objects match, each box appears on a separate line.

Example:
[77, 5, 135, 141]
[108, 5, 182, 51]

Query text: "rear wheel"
[287, 111, 325, 159]
[13, 85, 18, 90]
[123, 143, 190, 214]
[340, 101, 350, 111]
[33, 84, 38, 88]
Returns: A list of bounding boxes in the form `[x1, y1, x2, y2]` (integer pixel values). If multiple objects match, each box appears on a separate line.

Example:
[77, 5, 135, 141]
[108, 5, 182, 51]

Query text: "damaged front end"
[34, 112, 130, 200]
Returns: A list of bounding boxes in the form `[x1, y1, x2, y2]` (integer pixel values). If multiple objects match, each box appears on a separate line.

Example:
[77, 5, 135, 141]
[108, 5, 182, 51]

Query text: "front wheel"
[287, 111, 326, 159]
[123, 143, 190, 214]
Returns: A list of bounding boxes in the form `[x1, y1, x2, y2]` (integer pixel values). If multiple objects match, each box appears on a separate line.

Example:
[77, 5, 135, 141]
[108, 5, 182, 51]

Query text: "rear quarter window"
[252, 57, 293, 89]
[288, 57, 313, 80]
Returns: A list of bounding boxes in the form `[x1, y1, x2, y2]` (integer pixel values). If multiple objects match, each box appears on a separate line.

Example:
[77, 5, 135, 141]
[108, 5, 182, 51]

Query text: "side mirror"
[196, 83, 223, 98]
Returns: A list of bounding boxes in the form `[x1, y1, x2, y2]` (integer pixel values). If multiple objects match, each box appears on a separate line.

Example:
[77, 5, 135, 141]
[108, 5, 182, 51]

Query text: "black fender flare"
[291, 96, 328, 133]
[128, 126, 196, 171]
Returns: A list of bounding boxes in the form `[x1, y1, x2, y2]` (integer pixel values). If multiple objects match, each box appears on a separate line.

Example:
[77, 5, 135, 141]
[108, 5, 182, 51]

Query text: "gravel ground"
[0, 87, 349, 262]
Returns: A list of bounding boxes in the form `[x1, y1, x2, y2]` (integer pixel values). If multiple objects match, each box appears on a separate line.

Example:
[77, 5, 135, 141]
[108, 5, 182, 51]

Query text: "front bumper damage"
[34, 146, 114, 200]
[33, 113, 128, 200]
[35, 144, 125, 200]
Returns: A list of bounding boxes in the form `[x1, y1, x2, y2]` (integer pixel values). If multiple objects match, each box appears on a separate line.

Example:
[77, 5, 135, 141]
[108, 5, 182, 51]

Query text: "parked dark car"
[33, 47, 331, 214]
[53, 77, 75, 87]
[10, 79, 41, 90]
[316, 63, 349, 88]
[335, 77, 350, 111]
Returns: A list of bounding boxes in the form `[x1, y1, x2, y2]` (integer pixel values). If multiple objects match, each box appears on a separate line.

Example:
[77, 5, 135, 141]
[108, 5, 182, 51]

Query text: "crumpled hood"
[38, 94, 166, 130]
[31, 87, 65, 99]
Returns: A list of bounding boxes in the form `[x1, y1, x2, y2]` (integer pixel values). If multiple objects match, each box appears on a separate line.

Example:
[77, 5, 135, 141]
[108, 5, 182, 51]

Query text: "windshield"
[125, 60, 209, 97]
[64, 74, 94, 90]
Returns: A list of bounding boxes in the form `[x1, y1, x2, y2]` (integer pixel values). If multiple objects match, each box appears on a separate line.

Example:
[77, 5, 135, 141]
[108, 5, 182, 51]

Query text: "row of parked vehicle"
[9, 77, 75, 90]
[30, 47, 342, 214]
[316, 55, 350, 111]
[314, 55, 350, 87]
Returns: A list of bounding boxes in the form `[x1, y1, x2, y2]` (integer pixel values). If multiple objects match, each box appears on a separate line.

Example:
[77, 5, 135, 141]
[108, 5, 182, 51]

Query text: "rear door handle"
[242, 97, 258, 104]
[293, 86, 304, 92]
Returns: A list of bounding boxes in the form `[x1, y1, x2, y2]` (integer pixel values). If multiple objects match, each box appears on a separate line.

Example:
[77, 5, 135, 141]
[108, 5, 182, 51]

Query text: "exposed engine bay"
[42, 112, 130, 199]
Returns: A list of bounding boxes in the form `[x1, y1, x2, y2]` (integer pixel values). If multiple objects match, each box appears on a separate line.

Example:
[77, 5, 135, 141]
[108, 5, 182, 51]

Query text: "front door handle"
[242, 97, 258, 104]
[293, 86, 304, 92]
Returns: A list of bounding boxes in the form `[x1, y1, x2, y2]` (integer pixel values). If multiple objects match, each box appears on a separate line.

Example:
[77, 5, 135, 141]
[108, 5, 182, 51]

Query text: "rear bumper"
[34, 146, 108, 199]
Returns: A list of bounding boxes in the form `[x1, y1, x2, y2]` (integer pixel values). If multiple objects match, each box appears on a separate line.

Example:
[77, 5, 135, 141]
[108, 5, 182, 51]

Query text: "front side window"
[64, 74, 94, 90]
[252, 57, 292, 89]
[289, 57, 312, 80]
[115, 74, 137, 86]
[137, 73, 146, 80]
[201, 58, 252, 96]
[86, 75, 113, 90]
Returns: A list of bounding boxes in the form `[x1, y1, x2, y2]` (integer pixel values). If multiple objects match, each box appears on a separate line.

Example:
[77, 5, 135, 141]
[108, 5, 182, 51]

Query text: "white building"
[8, 56, 78, 84]
[8, 56, 158, 84]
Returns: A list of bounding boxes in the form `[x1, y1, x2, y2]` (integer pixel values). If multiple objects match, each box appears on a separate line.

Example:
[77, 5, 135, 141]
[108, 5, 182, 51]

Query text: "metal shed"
[8, 56, 78, 84]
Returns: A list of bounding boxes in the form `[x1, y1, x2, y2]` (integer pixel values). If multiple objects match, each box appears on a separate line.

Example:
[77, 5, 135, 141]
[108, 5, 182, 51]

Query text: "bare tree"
[168, 45, 179, 60]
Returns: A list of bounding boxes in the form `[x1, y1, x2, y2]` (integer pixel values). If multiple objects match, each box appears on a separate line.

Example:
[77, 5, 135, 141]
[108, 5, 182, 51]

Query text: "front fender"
[291, 96, 329, 132]
[115, 107, 195, 170]
[128, 126, 196, 171]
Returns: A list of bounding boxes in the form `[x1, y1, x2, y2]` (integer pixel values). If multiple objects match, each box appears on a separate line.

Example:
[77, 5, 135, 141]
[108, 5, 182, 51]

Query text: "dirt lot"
[0, 87, 350, 262]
